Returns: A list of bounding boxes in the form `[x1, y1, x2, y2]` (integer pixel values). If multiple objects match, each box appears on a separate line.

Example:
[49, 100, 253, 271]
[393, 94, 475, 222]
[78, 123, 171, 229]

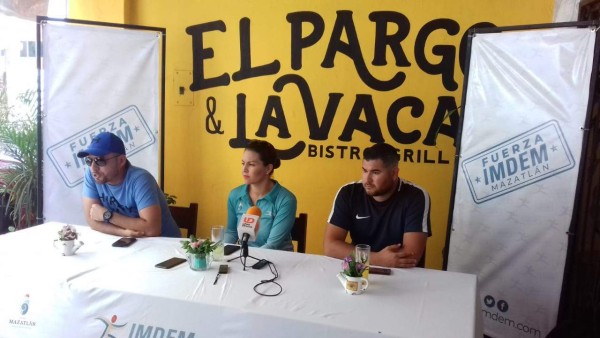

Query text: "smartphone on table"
[369, 266, 392, 275]
[213, 264, 229, 285]
[155, 257, 187, 269]
[112, 237, 137, 247]
[224, 244, 240, 255]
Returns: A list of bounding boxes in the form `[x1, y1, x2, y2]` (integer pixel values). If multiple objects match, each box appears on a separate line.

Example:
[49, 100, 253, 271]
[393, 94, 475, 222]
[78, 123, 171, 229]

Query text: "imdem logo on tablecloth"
[46, 105, 156, 188]
[95, 314, 196, 338]
[461, 120, 575, 204]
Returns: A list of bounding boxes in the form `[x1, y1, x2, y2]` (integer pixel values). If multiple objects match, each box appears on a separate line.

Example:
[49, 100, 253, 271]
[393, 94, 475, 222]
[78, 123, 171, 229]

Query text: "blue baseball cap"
[76, 132, 126, 158]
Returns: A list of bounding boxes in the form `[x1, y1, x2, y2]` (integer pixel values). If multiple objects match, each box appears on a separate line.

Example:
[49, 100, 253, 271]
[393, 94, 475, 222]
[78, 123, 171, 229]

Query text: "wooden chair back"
[169, 203, 198, 238]
[291, 213, 308, 253]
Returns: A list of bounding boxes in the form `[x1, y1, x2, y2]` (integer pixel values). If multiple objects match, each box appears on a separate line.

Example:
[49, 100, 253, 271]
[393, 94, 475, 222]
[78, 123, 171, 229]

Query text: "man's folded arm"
[324, 223, 354, 259]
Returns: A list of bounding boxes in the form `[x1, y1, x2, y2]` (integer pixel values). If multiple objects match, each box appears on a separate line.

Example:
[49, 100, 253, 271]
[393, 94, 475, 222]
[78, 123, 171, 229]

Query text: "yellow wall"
[68, 0, 124, 23]
[68, 0, 554, 269]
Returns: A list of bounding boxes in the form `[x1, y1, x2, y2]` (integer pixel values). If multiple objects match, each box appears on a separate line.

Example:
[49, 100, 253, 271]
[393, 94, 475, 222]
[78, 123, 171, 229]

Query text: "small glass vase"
[187, 252, 212, 271]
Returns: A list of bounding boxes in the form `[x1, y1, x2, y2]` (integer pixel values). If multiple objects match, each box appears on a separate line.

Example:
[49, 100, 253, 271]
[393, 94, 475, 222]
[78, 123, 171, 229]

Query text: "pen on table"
[213, 273, 220, 285]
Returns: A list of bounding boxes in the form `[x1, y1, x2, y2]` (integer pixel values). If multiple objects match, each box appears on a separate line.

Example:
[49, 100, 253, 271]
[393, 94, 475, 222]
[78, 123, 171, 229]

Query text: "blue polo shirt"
[82, 165, 181, 238]
[225, 181, 297, 251]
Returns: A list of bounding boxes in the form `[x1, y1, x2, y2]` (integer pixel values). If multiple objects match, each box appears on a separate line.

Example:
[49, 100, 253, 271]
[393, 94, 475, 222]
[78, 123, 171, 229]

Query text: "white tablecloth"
[0, 222, 482, 338]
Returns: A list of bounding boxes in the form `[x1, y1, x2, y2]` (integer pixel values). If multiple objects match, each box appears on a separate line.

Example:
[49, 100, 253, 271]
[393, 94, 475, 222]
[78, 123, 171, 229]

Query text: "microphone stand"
[240, 233, 259, 270]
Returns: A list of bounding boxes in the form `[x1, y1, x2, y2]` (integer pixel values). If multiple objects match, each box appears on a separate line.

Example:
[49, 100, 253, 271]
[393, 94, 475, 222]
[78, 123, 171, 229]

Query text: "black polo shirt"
[328, 178, 432, 252]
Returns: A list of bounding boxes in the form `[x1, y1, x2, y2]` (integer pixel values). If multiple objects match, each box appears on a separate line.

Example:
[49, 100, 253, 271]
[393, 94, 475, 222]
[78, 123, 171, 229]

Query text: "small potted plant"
[181, 234, 219, 271]
[57, 224, 79, 241]
[337, 254, 369, 295]
[341, 254, 367, 278]
[54, 224, 83, 256]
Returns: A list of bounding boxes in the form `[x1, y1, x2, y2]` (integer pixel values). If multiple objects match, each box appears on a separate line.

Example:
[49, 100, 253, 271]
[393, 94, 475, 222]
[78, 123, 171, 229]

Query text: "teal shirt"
[225, 181, 297, 251]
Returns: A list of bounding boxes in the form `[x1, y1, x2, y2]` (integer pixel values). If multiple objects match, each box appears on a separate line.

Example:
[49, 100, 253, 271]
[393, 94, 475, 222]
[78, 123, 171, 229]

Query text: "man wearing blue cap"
[77, 132, 181, 238]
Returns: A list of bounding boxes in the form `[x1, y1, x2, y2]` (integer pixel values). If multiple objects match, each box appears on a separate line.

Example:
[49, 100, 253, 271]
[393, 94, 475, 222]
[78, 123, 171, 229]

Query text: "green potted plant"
[0, 89, 38, 231]
[181, 234, 220, 271]
[341, 254, 368, 278]
[337, 254, 370, 295]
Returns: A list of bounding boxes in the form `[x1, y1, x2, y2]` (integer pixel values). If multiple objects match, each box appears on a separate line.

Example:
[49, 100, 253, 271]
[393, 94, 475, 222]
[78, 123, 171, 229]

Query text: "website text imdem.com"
[482, 310, 542, 337]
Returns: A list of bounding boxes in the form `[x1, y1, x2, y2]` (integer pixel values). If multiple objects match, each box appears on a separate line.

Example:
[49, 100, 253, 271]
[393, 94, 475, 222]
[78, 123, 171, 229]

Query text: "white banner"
[41, 22, 161, 225]
[447, 26, 596, 337]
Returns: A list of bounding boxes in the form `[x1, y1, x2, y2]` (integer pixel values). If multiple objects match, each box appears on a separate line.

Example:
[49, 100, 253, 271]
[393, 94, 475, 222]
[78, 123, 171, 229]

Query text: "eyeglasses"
[84, 155, 120, 167]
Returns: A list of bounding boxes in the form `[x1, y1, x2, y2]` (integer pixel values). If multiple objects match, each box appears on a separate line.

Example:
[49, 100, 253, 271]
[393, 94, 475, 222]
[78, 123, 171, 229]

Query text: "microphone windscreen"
[247, 206, 262, 217]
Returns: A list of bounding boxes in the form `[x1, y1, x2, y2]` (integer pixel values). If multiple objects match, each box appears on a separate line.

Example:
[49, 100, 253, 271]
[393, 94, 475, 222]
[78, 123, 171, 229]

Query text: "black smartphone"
[218, 264, 229, 274]
[370, 266, 392, 275]
[224, 244, 240, 255]
[112, 237, 137, 247]
[155, 257, 187, 269]
[252, 259, 269, 269]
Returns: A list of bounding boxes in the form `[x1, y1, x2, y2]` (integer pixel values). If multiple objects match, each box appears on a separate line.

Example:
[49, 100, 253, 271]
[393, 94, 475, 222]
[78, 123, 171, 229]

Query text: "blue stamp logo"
[46, 105, 156, 188]
[461, 120, 575, 203]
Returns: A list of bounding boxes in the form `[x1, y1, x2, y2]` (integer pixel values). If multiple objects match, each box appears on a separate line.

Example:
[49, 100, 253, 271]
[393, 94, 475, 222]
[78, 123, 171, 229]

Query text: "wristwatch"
[103, 210, 113, 223]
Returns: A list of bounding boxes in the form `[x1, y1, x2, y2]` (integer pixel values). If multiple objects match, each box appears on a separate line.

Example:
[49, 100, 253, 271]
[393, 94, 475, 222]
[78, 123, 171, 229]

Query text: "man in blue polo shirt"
[324, 143, 431, 268]
[77, 132, 180, 238]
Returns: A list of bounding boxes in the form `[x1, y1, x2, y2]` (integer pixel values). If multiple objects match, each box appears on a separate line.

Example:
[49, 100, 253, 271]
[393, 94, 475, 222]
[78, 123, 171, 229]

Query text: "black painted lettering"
[423, 96, 459, 146]
[350, 146, 361, 159]
[272, 74, 340, 141]
[321, 10, 406, 91]
[326, 145, 335, 158]
[404, 149, 414, 162]
[256, 96, 292, 138]
[339, 94, 385, 142]
[232, 18, 280, 81]
[187, 21, 230, 91]
[415, 19, 459, 91]
[387, 96, 423, 144]
[337, 145, 348, 158]
[287, 12, 325, 70]
[308, 144, 317, 157]
[229, 94, 250, 148]
[369, 11, 411, 67]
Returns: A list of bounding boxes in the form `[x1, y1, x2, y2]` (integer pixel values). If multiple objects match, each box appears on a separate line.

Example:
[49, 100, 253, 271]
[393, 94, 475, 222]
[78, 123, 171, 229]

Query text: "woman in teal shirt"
[225, 140, 297, 251]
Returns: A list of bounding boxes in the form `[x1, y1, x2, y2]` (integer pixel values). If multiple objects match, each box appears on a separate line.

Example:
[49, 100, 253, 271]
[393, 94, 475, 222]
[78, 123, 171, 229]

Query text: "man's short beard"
[367, 188, 390, 197]
[364, 178, 398, 198]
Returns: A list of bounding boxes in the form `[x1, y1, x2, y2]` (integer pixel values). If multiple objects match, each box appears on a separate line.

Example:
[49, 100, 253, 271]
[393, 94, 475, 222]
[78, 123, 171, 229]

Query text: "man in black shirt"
[324, 143, 432, 268]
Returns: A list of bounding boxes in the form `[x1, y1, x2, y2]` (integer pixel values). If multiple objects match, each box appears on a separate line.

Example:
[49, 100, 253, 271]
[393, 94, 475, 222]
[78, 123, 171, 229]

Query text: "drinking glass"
[211, 226, 225, 261]
[355, 244, 370, 279]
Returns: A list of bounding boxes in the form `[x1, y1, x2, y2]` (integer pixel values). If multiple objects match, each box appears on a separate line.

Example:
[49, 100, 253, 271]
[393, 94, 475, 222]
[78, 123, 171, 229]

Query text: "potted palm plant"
[0, 89, 38, 231]
[0, 86, 12, 234]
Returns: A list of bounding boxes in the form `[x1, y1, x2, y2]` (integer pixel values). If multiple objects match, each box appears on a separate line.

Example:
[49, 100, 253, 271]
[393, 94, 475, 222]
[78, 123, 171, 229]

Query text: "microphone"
[238, 206, 261, 242]
[238, 206, 261, 258]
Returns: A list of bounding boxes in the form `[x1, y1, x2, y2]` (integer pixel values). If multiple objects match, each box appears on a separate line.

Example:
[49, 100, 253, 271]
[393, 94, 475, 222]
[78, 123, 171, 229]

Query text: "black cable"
[253, 260, 282, 297]
[228, 249, 259, 270]
[228, 245, 283, 296]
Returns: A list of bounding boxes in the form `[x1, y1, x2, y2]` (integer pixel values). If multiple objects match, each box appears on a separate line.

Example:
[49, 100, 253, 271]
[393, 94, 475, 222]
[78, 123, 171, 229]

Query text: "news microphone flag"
[237, 206, 261, 241]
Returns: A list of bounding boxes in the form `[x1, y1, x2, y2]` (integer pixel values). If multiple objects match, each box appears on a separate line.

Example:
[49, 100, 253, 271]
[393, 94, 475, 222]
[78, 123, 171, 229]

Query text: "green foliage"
[164, 193, 177, 205]
[181, 234, 219, 255]
[432, 106, 462, 145]
[0, 89, 38, 229]
[0, 84, 9, 125]
[341, 254, 368, 278]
